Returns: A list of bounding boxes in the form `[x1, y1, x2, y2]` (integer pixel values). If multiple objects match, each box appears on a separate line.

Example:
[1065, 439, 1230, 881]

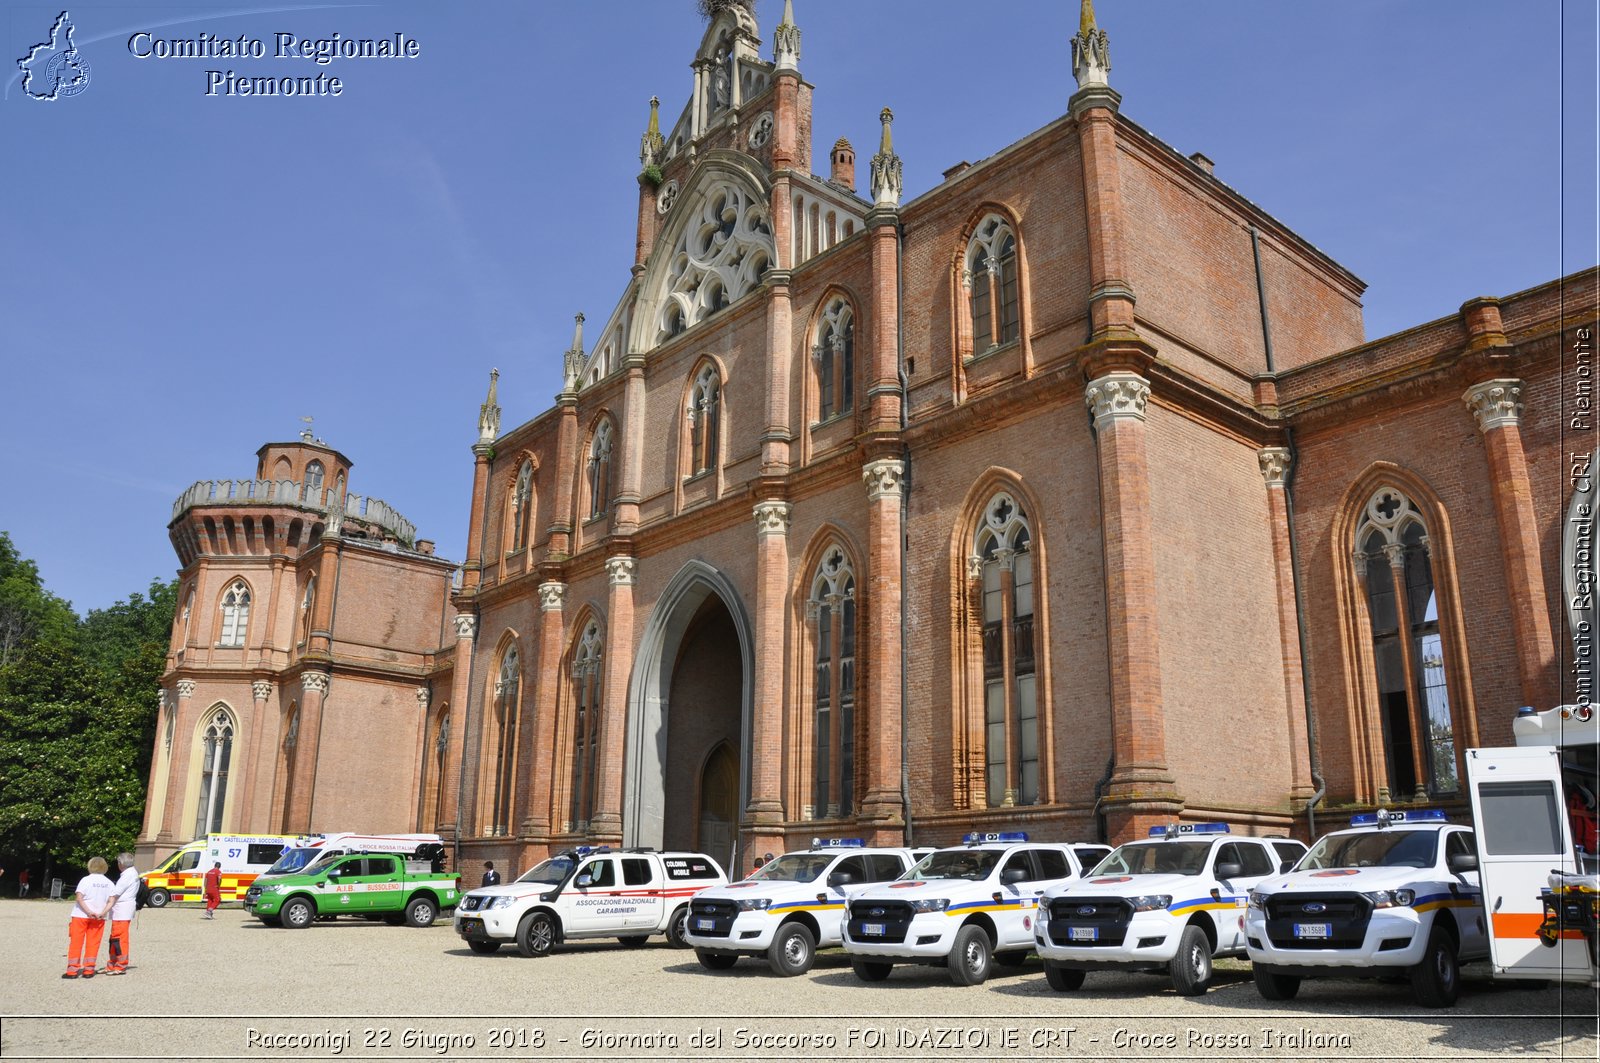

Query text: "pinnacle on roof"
[563, 314, 587, 391]
[869, 108, 902, 209]
[1072, 0, 1111, 90]
[478, 368, 501, 445]
[773, 0, 801, 72]
[640, 96, 665, 172]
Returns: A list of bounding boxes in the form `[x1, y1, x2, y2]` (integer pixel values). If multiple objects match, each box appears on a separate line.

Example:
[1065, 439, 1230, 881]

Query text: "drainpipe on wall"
[1252, 224, 1325, 838]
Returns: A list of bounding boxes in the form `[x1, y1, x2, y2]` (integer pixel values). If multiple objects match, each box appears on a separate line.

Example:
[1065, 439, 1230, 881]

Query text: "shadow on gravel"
[805, 963, 1042, 990]
[985, 967, 1255, 999]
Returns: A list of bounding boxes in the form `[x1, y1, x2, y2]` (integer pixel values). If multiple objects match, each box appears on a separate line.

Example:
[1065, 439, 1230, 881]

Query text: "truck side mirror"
[999, 867, 1028, 886]
[1215, 863, 1243, 880]
[828, 870, 855, 888]
[1448, 852, 1478, 874]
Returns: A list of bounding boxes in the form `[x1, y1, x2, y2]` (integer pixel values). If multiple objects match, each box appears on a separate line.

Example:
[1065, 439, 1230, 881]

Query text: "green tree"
[0, 532, 76, 669]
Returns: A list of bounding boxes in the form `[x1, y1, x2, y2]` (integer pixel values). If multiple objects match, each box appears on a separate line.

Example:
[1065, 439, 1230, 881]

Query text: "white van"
[143, 833, 313, 907]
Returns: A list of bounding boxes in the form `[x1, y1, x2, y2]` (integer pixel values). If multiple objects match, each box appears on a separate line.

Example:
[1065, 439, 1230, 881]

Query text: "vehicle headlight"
[486, 896, 519, 910]
[1248, 890, 1268, 910]
[736, 898, 771, 911]
[259, 885, 281, 895]
[1129, 895, 1171, 913]
[1364, 889, 1415, 909]
[908, 898, 949, 913]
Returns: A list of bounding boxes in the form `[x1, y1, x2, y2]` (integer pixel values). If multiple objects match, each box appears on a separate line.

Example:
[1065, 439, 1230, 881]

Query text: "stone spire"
[477, 368, 501, 444]
[639, 96, 665, 172]
[868, 108, 902, 209]
[562, 313, 586, 390]
[1072, 0, 1111, 89]
[773, 0, 801, 72]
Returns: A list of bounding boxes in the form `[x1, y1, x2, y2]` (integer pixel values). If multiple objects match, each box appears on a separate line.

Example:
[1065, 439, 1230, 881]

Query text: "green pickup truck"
[243, 852, 460, 929]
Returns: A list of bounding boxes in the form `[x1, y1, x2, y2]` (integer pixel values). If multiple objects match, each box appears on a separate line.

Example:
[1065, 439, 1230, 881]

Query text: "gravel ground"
[2, 898, 1595, 1062]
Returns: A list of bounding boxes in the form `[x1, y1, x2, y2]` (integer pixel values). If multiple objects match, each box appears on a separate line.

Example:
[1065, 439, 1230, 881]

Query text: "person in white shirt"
[106, 853, 139, 974]
[66, 857, 115, 979]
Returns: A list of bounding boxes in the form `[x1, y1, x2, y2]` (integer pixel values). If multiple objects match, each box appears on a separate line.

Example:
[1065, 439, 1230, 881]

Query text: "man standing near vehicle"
[480, 861, 500, 887]
[203, 861, 222, 919]
[106, 853, 138, 974]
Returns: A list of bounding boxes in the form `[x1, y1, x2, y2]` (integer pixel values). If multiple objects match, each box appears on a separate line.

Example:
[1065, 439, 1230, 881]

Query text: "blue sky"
[1, 0, 1595, 613]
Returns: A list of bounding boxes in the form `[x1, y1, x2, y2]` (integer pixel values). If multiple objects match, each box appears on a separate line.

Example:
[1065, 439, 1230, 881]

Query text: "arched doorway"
[624, 561, 752, 856]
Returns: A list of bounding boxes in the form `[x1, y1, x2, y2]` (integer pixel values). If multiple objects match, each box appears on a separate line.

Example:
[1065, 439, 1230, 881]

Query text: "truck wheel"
[665, 906, 690, 948]
[517, 911, 557, 958]
[851, 959, 893, 982]
[696, 949, 738, 970]
[1410, 925, 1461, 1008]
[949, 924, 993, 986]
[1253, 967, 1301, 1001]
[405, 896, 438, 928]
[768, 922, 816, 977]
[281, 897, 315, 930]
[618, 936, 649, 949]
[1169, 924, 1214, 996]
[468, 940, 501, 955]
[1044, 962, 1086, 991]
[148, 888, 170, 909]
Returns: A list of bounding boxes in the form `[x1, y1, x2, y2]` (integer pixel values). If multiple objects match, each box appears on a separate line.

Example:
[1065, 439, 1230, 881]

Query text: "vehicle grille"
[847, 900, 914, 945]
[1263, 892, 1371, 949]
[243, 886, 261, 905]
[1047, 896, 1132, 947]
[688, 899, 737, 938]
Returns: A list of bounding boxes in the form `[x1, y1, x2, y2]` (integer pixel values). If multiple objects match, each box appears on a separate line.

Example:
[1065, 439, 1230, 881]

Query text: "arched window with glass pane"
[809, 547, 856, 819]
[686, 366, 721, 477]
[194, 708, 235, 836]
[219, 581, 250, 647]
[511, 460, 535, 550]
[972, 493, 1037, 807]
[486, 648, 520, 836]
[965, 216, 1020, 354]
[588, 423, 614, 520]
[568, 623, 603, 832]
[1355, 488, 1459, 800]
[304, 460, 325, 504]
[814, 299, 854, 422]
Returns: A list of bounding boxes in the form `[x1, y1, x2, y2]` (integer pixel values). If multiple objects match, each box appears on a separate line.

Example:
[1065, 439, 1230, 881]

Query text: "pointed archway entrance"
[624, 561, 751, 869]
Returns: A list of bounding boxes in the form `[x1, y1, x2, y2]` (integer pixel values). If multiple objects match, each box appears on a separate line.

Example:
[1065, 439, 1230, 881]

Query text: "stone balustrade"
[170, 479, 417, 544]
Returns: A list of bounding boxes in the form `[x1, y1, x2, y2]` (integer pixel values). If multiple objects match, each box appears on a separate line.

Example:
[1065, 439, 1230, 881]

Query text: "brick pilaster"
[1258, 448, 1315, 803]
[860, 460, 905, 836]
[284, 670, 330, 832]
[592, 561, 634, 844]
[461, 445, 492, 591]
[436, 613, 477, 840]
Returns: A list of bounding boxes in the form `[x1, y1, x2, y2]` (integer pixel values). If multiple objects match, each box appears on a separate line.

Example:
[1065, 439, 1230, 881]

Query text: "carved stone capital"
[416, 687, 431, 710]
[804, 599, 820, 621]
[1463, 378, 1524, 432]
[967, 555, 985, 581]
[251, 680, 273, 702]
[1351, 550, 1369, 580]
[1085, 371, 1150, 426]
[862, 459, 905, 502]
[1258, 447, 1292, 488]
[1382, 542, 1407, 570]
[301, 671, 330, 695]
[157, 689, 168, 711]
[176, 679, 196, 700]
[606, 556, 637, 586]
[452, 613, 478, 641]
[538, 581, 567, 613]
[753, 501, 792, 537]
[994, 547, 1017, 572]
[493, 679, 505, 699]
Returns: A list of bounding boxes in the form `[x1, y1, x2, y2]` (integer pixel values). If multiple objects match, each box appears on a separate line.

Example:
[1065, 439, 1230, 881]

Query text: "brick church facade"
[140, 1, 1597, 875]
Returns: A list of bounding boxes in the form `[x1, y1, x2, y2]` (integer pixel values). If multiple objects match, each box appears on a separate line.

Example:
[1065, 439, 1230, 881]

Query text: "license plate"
[459, 918, 483, 934]
[860, 922, 886, 936]
[1294, 923, 1331, 939]
[694, 918, 715, 930]
[1070, 926, 1098, 942]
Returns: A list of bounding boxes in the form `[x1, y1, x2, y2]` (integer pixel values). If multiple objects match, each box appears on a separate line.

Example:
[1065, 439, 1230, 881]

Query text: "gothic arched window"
[588, 422, 614, 520]
[809, 547, 856, 818]
[972, 493, 1038, 807]
[219, 581, 251, 647]
[814, 299, 854, 422]
[568, 622, 603, 832]
[654, 182, 773, 344]
[510, 460, 535, 550]
[687, 365, 722, 477]
[965, 215, 1020, 354]
[193, 707, 235, 836]
[304, 460, 325, 504]
[1354, 489, 1459, 798]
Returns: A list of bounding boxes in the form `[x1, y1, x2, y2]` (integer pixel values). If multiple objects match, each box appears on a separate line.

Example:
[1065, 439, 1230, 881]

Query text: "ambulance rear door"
[1465, 745, 1583, 979]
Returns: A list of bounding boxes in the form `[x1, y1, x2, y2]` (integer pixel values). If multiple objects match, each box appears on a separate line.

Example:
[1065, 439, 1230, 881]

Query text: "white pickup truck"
[453, 846, 726, 957]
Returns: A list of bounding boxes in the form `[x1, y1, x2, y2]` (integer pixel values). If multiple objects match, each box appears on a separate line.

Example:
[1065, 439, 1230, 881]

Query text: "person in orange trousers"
[106, 853, 139, 974]
[203, 861, 222, 918]
[66, 857, 115, 978]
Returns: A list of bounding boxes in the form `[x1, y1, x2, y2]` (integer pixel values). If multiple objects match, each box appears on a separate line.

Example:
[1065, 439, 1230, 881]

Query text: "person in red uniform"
[66, 857, 115, 978]
[203, 861, 222, 919]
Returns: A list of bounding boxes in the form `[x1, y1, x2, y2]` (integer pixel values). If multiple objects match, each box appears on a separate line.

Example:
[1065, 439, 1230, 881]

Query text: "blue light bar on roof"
[811, 837, 864, 849]
[962, 831, 1028, 845]
[1149, 822, 1231, 838]
[573, 845, 597, 855]
[1350, 809, 1448, 828]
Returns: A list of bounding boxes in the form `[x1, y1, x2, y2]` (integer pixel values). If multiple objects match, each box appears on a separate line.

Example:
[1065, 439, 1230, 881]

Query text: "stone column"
[746, 503, 791, 856]
[1258, 448, 1316, 803]
[522, 583, 565, 854]
[1350, 550, 1393, 805]
[284, 671, 329, 832]
[412, 686, 431, 829]
[859, 461, 905, 837]
[462, 444, 493, 591]
[1382, 543, 1430, 803]
[437, 613, 477, 840]
[1085, 370, 1179, 840]
[1465, 378, 1555, 711]
[158, 680, 197, 843]
[592, 560, 635, 844]
[615, 358, 647, 535]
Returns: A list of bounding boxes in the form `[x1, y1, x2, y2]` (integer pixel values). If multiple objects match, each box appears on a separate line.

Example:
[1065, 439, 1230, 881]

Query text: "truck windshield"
[265, 848, 318, 876]
[1090, 842, 1210, 876]
[1301, 829, 1439, 870]
[750, 854, 834, 883]
[515, 857, 575, 887]
[904, 849, 1000, 881]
